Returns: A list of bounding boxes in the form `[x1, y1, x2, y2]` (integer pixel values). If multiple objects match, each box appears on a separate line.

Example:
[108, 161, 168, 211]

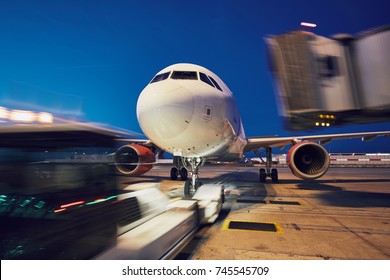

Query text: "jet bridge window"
[150, 72, 171, 83]
[200, 72, 215, 88]
[209, 76, 223, 92]
[171, 71, 198, 80]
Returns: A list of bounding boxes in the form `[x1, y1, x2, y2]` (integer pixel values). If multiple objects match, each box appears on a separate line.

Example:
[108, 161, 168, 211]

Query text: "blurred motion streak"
[0, 106, 53, 124]
[0, 121, 207, 260]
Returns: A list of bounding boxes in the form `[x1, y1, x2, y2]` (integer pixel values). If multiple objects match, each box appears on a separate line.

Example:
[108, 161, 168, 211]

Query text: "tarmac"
[118, 164, 390, 260]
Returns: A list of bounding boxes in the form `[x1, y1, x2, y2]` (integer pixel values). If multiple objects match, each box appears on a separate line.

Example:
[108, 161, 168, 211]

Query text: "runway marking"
[268, 200, 302, 206]
[235, 199, 302, 206]
[170, 197, 182, 203]
[236, 199, 267, 204]
[222, 220, 283, 234]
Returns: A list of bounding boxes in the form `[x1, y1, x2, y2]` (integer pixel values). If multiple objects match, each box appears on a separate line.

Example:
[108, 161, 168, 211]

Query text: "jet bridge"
[266, 25, 390, 130]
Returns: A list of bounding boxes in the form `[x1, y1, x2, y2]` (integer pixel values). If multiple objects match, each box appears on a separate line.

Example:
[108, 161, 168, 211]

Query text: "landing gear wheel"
[271, 168, 279, 183]
[184, 180, 203, 198]
[259, 168, 266, 183]
[170, 167, 178, 180]
[180, 167, 188, 181]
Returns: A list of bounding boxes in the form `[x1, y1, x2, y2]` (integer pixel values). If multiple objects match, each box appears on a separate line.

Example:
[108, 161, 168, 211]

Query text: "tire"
[259, 168, 266, 183]
[184, 180, 203, 198]
[271, 168, 279, 183]
[170, 167, 178, 180]
[180, 167, 188, 181]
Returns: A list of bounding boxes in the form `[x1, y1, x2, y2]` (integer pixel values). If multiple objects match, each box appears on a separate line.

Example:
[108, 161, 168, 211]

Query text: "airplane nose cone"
[136, 85, 194, 139]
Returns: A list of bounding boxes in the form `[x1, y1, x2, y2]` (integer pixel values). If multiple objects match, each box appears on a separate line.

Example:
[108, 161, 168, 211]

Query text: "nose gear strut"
[183, 157, 205, 198]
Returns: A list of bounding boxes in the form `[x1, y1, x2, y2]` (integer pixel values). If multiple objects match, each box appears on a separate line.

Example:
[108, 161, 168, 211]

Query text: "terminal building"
[265, 25, 390, 130]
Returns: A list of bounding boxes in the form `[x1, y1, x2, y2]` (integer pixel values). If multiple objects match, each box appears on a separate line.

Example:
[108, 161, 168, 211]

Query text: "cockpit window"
[171, 71, 198, 80]
[150, 72, 171, 83]
[208, 76, 223, 92]
[199, 72, 215, 88]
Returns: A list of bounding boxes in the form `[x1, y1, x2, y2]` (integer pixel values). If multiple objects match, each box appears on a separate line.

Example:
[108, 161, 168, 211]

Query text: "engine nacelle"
[115, 144, 154, 176]
[287, 141, 330, 180]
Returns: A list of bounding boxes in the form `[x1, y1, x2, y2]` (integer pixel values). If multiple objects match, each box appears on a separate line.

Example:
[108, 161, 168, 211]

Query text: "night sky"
[0, 0, 389, 153]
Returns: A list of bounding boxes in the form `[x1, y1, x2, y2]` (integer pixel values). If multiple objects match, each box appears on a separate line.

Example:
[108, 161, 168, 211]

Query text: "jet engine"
[115, 144, 154, 175]
[287, 141, 330, 180]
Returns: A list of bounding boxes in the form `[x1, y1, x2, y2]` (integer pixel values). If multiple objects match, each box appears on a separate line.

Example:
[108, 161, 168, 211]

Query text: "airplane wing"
[115, 138, 152, 146]
[244, 131, 390, 152]
[0, 122, 146, 147]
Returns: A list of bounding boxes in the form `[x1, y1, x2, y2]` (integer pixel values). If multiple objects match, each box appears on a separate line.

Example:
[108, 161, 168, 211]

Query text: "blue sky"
[0, 0, 389, 153]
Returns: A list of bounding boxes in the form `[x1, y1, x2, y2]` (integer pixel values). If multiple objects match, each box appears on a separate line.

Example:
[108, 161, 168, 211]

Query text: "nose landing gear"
[170, 156, 205, 197]
[183, 157, 205, 198]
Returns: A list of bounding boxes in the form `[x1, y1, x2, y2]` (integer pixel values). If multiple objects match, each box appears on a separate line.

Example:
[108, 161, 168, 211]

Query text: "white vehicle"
[114, 63, 390, 197]
[95, 184, 223, 260]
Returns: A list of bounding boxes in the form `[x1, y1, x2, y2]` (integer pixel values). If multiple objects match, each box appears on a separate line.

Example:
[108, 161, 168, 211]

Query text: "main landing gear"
[256, 147, 279, 183]
[170, 156, 188, 181]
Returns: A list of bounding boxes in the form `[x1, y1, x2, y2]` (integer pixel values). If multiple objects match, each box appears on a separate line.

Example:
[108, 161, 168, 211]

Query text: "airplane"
[114, 63, 390, 197]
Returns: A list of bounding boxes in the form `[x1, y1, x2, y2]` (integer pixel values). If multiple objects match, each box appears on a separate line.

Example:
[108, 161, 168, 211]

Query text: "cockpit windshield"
[199, 72, 214, 88]
[208, 76, 223, 91]
[150, 69, 224, 92]
[171, 71, 198, 80]
[150, 72, 170, 83]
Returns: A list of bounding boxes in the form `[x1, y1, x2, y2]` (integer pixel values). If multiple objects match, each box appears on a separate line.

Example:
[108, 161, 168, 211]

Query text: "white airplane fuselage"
[136, 63, 247, 161]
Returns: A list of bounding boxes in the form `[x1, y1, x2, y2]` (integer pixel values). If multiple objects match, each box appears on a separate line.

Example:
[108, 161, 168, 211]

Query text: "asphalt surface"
[118, 164, 390, 260]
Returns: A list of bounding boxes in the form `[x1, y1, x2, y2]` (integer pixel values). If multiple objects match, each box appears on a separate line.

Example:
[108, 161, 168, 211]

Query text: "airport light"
[86, 196, 117, 205]
[10, 110, 36, 123]
[318, 114, 336, 120]
[301, 22, 317, 28]
[38, 112, 54, 124]
[60, 201, 85, 208]
[1, 106, 54, 124]
[0, 107, 9, 119]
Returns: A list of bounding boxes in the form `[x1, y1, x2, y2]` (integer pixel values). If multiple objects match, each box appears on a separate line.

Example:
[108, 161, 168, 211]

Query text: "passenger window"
[171, 71, 198, 80]
[150, 72, 170, 83]
[200, 72, 215, 88]
[208, 76, 223, 91]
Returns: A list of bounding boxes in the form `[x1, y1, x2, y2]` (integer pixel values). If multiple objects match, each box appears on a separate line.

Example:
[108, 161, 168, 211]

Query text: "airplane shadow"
[214, 171, 390, 209]
[318, 189, 390, 208]
[278, 178, 390, 208]
[117, 169, 390, 208]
